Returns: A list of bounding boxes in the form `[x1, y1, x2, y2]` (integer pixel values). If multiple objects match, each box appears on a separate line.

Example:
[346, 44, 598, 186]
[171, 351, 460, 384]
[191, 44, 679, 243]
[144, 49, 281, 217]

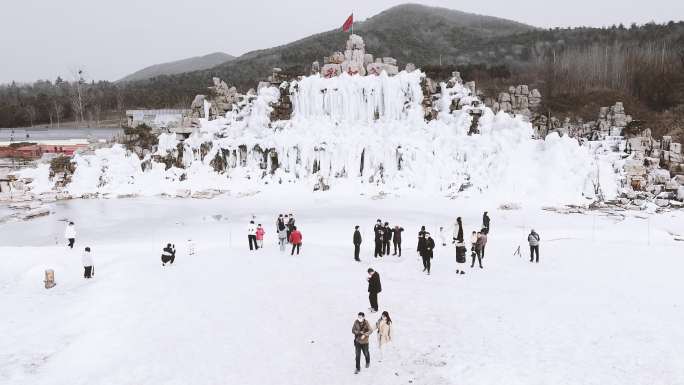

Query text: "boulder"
[329, 52, 345, 64]
[665, 180, 680, 191]
[655, 198, 670, 207]
[321, 63, 342, 78]
[366, 62, 384, 76]
[653, 169, 671, 184]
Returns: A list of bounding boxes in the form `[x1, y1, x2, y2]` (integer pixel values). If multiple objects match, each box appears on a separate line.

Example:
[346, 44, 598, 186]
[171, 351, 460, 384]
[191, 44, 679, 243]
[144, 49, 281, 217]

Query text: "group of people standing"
[352, 220, 405, 262]
[451, 213, 489, 274]
[246, 214, 303, 255]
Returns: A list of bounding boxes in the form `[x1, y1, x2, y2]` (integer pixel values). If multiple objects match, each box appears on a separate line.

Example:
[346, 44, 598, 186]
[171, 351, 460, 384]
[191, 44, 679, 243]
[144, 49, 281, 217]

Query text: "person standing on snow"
[353, 225, 362, 262]
[367, 268, 381, 313]
[482, 211, 491, 234]
[471, 231, 484, 268]
[256, 224, 265, 249]
[439, 226, 448, 247]
[528, 229, 540, 263]
[289, 226, 303, 255]
[65, 221, 76, 249]
[478, 229, 488, 259]
[352, 312, 373, 374]
[454, 217, 467, 274]
[247, 220, 258, 250]
[373, 220, 384, 258]
[392, 225, 404, 256]
[383, 222, 392, 256]
[287, 214, 296, 242]
[376, 311, 392, 361]
[82, 247, 94, 279]
[423, 232, 435, 275]
[276, 214, 285, 232]
[278, 226, 288, 252]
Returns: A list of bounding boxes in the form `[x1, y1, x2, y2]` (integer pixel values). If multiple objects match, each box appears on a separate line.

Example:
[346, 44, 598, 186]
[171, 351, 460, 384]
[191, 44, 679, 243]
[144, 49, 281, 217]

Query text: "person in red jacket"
[256, 224, 265, 249]
[289, 226, 303, 255]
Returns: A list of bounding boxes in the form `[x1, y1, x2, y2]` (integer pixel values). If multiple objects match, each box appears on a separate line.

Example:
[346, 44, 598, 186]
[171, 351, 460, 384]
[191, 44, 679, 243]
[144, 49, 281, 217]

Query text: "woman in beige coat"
[376, 311, 392, 361]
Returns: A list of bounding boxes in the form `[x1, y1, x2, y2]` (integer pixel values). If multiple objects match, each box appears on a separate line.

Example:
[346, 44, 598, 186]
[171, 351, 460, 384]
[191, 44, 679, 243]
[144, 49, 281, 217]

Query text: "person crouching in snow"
[161, 243, 176, 266]
[278, 226, 287, 252]
[256, 224, 265, 249]
[352, 312, 373, 374]
[289, 226, 302, 255]
[65, 221, 76, 249]
[82, 247, 94, 278]
[376, 311, 392, 361]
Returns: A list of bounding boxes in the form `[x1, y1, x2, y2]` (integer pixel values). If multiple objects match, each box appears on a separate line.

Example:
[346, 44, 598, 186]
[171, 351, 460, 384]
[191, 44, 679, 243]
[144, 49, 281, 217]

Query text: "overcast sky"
[0, 0, 681, 84]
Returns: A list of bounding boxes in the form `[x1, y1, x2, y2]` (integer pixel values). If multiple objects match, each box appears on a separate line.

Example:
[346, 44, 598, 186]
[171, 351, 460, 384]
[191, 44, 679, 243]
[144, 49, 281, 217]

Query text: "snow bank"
[23, 71, 620, 205]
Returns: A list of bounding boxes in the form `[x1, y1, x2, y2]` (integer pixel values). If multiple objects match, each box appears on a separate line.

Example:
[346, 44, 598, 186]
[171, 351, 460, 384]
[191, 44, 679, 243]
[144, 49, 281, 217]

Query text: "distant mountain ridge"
[119, 52, 235, 82]
[127, 3, 536, 90]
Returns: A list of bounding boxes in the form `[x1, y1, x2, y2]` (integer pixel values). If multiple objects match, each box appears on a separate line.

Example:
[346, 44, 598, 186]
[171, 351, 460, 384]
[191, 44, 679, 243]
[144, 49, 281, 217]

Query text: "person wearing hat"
[352, 312, 373, 374]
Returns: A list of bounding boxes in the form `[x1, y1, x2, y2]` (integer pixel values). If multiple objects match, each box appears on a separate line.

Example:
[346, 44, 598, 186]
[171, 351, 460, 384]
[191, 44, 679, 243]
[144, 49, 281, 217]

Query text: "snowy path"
[1, 193, 683, 385]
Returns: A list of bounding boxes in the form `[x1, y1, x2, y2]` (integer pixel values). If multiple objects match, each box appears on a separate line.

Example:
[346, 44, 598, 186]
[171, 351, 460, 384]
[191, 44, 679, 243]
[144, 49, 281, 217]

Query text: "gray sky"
[0, 0, 681, 84]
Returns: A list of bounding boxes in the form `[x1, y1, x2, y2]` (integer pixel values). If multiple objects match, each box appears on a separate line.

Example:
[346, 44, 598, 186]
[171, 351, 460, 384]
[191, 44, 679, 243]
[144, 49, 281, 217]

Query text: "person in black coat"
[423, 233, 435, 274]
[392, 226, 404, 256]
[276, 214, 286, 231]
[353, 226, 362, 262]
[367, 268, 381, 312]
[482, 211, 490, 234]
[453, 217, 467, 274]
[373, 220, 384, 258]
[417, 226, 427, 271]
[382, 222, 392, 255]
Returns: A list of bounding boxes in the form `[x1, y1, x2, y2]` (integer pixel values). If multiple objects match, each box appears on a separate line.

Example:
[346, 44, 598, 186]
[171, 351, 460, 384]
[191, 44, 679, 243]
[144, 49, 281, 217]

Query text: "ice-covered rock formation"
[19, 66, 620, 206]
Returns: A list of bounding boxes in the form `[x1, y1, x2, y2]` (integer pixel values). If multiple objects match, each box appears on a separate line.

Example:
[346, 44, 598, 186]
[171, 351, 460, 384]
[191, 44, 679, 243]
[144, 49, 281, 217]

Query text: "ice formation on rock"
[19, 66, 621, 206]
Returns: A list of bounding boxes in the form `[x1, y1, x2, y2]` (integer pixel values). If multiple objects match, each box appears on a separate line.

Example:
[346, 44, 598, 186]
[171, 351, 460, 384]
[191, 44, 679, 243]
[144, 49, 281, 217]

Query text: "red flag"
[342, 14, 353, 32]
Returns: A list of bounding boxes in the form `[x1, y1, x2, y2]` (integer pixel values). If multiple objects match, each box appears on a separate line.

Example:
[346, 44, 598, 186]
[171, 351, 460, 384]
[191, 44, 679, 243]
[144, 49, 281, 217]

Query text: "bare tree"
[25, 105, 36, 127]
[92, 104, 101, 128]
[69, 68, 88, 128]
[115, 86, 126, 128]
[54, 101, 63, 128]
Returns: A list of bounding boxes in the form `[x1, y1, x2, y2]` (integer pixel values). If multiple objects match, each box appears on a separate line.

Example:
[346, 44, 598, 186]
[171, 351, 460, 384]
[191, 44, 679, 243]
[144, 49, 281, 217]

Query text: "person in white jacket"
[439, 226, 448, 247]
[247, 220, 258, 251]
[65, 222, 76, 249]
[376, 311, 393, 361]
[82, 247, 94, 278]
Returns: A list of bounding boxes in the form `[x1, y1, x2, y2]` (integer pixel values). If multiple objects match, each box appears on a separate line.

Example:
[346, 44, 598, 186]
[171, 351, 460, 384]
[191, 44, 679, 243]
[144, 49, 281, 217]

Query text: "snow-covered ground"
[2, 190, 683, 385]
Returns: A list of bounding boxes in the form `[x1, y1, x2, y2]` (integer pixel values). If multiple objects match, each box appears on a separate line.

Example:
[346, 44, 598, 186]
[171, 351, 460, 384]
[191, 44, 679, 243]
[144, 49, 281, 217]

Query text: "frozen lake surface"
[1, 191, 683, 385]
